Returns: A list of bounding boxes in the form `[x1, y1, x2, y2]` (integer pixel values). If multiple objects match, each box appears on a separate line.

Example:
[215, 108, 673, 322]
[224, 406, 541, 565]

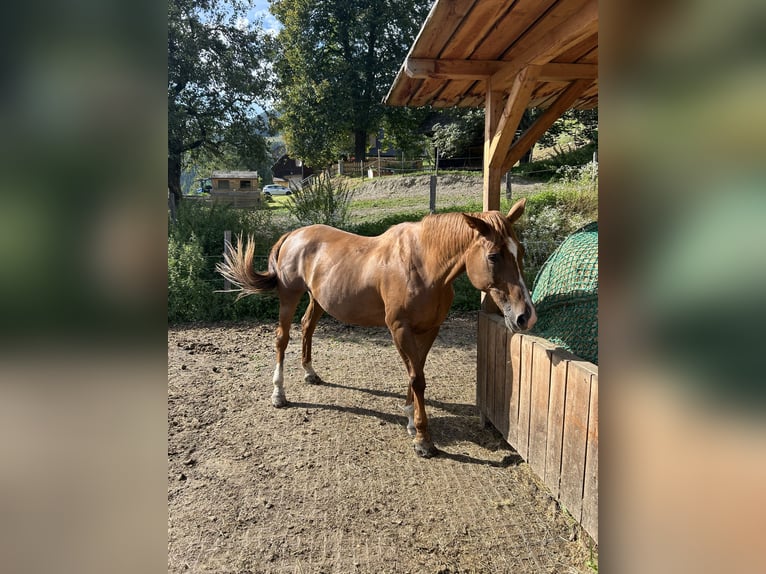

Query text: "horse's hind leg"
[301, 295, 325, 384]
[271, 292, 302, 408]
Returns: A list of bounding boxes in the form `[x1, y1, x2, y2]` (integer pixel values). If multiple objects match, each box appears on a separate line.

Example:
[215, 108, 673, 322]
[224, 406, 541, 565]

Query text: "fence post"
[505, 171, 512, 201]
[168, 189, 177, 223]
[223, 230, 232, 291]
[591, 149, 598, 190]
[429, 175, 437, 214]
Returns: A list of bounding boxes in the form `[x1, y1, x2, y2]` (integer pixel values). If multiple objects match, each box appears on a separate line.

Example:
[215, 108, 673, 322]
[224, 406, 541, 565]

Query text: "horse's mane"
[420, 211, 509, 251]
[415, 211, 510, 280]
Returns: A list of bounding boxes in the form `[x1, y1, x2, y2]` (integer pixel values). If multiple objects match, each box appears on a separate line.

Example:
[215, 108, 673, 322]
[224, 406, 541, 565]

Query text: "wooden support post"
[483, 85, 504, 212]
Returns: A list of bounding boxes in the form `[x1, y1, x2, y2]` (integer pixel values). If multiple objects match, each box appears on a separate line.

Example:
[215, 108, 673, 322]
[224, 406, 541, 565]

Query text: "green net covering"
[530, 221, 598, 364]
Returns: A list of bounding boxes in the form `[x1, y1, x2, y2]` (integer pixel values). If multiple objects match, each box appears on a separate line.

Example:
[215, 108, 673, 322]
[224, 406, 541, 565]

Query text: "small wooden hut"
[209, 170, 262, 208]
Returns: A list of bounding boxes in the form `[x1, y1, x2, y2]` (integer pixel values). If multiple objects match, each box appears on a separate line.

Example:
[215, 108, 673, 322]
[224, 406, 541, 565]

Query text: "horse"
[217, 198, 537, 457]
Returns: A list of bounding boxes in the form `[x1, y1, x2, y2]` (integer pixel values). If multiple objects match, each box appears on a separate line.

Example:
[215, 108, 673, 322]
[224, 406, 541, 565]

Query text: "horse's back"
[276, 224, 393, 325]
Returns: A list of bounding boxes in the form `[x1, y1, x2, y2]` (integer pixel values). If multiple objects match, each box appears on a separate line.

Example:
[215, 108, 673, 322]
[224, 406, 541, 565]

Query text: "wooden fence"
[476, 311, 598, 543]
[332, 158, 424, 178]
[209, 191, 262, 209]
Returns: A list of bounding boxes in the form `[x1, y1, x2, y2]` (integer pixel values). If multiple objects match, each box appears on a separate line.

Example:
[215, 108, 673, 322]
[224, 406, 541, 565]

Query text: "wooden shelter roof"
[384, 0, 597, 111]
[385, 0, 598, 215]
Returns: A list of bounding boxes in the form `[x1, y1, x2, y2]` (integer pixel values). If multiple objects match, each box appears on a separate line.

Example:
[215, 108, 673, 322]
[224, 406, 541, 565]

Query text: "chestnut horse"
[217, 199, 536, 457]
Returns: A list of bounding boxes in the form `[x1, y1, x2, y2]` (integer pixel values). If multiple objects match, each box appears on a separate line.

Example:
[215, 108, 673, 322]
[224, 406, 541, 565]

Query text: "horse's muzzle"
[503, 304, 537, 332]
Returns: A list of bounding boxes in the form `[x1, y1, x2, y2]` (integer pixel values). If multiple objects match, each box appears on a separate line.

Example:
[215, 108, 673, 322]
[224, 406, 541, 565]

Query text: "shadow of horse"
[290, 383, 523, 467]
[316, 380, 477, 419]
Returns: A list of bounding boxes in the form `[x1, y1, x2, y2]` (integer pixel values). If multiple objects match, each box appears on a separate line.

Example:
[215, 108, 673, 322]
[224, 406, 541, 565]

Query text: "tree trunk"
[168, 153, 183, 205]
[354, 130, 367, 163]
[520, 147, 533, 164]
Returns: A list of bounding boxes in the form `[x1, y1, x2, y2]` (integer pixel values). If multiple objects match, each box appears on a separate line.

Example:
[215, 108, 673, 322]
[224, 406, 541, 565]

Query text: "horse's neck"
[420, 214, 474, 286]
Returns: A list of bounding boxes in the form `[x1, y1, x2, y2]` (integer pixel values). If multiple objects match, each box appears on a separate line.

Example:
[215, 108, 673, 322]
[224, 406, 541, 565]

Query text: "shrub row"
[168, 168, 597, 323]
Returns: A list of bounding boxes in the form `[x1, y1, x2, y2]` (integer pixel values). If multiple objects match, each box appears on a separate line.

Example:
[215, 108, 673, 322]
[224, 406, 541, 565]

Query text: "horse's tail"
[217, 233, 288, 299]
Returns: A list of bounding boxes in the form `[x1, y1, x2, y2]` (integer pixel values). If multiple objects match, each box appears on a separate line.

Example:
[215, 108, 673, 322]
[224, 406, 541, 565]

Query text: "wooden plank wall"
[476, 311, 598, 543]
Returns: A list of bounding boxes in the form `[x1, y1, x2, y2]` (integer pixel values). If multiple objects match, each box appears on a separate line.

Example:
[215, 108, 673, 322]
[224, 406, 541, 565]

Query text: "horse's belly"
[330, 308, 387, 327]
[317, 290, 387, 327]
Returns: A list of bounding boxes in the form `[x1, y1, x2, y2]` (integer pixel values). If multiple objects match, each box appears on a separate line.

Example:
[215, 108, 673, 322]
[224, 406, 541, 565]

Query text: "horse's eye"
[487, 252, 501, 264]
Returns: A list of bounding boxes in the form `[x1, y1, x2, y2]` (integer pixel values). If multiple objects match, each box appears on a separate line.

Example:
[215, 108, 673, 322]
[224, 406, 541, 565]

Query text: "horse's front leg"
[388, 320, 439, 458]
[402, 327, 440, 438]
[402, 386, 416, 437]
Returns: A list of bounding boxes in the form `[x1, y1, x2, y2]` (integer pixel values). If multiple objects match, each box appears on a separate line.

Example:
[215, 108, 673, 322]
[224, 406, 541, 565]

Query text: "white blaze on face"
[506, 237, 534, 313]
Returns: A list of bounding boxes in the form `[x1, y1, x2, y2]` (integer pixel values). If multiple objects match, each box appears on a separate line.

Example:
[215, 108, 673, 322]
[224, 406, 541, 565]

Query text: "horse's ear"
[462, 213, 492, 237]
[506, 198, 527, 223]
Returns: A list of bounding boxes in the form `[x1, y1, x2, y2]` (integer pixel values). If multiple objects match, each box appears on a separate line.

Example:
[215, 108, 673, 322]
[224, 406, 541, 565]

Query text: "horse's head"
[462, 198, 537, 333]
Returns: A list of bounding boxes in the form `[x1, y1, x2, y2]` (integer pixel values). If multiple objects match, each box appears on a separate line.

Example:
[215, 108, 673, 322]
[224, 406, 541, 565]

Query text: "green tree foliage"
[379, 107, 431, 160]
[168, 0, 274, 203]
[271, 0, 431, 166]
[182, 116, 273, 192]
[431, 108, 484, 160]
[533, 108, 598, 151]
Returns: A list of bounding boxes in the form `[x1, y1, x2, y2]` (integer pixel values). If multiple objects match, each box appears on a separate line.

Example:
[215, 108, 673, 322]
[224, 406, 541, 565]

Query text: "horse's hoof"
[413, 441, 439, 458]
[271, 394, 287, 408]
[304, 373, 324, 385]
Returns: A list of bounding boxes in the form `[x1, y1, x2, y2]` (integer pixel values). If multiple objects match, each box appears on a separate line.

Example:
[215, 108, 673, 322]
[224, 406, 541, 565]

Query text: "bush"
[512, 142, 597, 181]
[517, 162, 598, 285]
[168, 233, 209, 323]
[287, 173, 355, 228]
[168, 201, 286, 323]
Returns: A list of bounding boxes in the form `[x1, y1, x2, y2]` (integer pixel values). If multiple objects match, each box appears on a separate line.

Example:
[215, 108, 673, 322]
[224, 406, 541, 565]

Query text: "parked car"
[262, 184, 292, 197]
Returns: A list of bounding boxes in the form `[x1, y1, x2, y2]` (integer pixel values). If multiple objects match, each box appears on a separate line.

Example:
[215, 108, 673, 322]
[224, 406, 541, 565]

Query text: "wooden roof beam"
[501, 78, 592, 172]
[404, 58, 597, 83]
[487, 68, 538, 170]
[405, 58, 502, 80]
[535, 63, 597, 82]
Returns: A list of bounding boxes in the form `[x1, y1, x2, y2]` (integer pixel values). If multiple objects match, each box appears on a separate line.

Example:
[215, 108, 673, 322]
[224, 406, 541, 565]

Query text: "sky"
[246, 0, 281, 36]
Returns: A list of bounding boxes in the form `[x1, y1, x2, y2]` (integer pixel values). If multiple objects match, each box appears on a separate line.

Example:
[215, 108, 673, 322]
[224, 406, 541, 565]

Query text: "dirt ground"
[168, 312, 594, 573]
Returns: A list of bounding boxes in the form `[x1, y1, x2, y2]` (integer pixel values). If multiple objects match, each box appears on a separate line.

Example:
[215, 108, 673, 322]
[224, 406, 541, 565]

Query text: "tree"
[380, 107, 431, 161]
[271, 0, 431, 166]
[168, 0, 274, 204]
[430, 108, 484, 161]
[533, 108, 598, 151]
